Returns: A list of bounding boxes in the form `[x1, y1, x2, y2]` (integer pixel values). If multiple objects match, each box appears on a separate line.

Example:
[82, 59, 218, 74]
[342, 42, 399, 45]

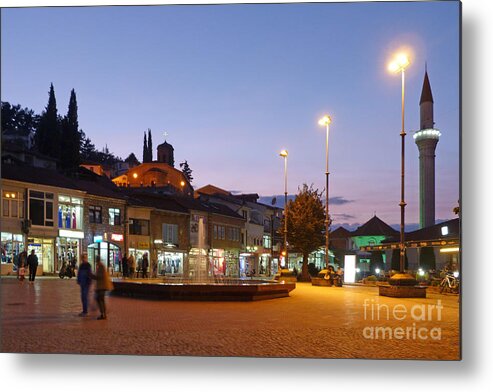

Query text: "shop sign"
[94, 235, 103, 243]
[138, 241, 149, 248]
[59, 229, 84, 239]
[111, 233, 124, 242]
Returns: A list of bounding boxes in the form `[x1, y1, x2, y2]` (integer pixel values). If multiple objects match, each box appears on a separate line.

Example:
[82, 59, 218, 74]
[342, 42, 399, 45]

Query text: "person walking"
[142, 252, 149, 279]
[76, 253, 93, 317]
[93, 255, 114, 320]
[122, 253, 129, 278]
[151, 257, 158, 278]
[17, 251, 27, 281]
[27, 250, 39, 283]
[128, 253, 135, 278]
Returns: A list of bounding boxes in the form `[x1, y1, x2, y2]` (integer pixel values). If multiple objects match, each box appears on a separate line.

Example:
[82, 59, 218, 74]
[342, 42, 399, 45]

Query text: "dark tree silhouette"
[142, 132, 148, 163]
[1, 102, 39, 136]
[147, 129, 153, 162]
[60, 89, 81, 170]
[179, 160, 193, 183]
[35, 83, 61, 159]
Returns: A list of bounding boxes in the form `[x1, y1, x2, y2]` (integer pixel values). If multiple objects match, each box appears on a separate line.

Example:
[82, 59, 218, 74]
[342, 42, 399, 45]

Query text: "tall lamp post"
[386, 52, 419, 289]
[318, 115, 332, 269]
[279, 149, 288, 269]
[388, 53, 409, 276]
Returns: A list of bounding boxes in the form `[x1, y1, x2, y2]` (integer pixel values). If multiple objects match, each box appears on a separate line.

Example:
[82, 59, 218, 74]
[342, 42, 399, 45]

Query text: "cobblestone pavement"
[0, 277, 460, 359]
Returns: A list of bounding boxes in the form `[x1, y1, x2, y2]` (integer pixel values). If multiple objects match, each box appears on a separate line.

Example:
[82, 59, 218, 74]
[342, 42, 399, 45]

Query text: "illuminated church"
[112, 138, 193, 195]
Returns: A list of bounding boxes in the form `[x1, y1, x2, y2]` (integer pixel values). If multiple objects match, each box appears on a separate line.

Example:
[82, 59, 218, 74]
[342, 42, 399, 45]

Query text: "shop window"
[1, 233, 25, 264]
[213, 225, 218, 240]
[29, 190, 53, 227]
[109, 208, 121, 226]
[129, 219, 149, 236]
[2, 191, 24, 219]
[89, 206, 102, 224]
[58, 195, 83, 230]
[163, 223, 178, 245]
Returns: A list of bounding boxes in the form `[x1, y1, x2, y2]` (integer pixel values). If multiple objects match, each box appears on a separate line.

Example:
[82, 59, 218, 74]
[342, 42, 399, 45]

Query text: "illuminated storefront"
[88, 235, 122, 273]
[58, 195, 83, 230]
[157, 250, 185, 275]
[1, 232, 24, 265]
[28, 237, 55, 273]
[56, 229, 84, 272]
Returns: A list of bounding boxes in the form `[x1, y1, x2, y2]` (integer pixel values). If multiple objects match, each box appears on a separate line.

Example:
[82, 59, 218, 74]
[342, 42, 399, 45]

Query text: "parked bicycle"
[439, 271, 460, 294]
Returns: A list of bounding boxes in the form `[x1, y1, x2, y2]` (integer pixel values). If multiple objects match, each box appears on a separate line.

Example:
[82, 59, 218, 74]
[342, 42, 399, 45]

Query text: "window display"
[157, 251, 183, 275]
[1, 232, 24, 265]
[58, 195, 83, 230]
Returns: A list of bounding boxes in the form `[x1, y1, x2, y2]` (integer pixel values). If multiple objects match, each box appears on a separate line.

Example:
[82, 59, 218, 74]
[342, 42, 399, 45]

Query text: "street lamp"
[318, 115, 332, 269]
[387, 52, 416, 286]
[279, 149, 288, 269]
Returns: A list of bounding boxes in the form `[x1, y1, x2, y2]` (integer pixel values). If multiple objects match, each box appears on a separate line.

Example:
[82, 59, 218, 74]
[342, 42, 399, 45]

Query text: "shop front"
[128, 238, 150, 276]
[28, 237, 55, 274]
[157, 249, 185, 276]
[1, 232, 25, 275]
[239, 252, 256, 277]
[56, 229, 84, 272]
[88, 236, 122, 274]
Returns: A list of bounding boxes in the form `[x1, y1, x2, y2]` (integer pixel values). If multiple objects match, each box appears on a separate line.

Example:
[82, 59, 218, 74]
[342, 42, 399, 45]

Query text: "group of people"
[16, 250, 40, 283]
[121, 252, 157, 279]
[325, 265, 344, 287]
[76, 253, 113, 320]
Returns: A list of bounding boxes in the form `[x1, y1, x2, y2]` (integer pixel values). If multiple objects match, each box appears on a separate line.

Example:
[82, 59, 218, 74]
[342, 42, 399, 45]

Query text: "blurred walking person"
[142, 252, 149, 279]
[128, 253, 135, 278]
[93, 255, 114, 320]
[76, 253, 93, 317]
[27, 250, 38, 283]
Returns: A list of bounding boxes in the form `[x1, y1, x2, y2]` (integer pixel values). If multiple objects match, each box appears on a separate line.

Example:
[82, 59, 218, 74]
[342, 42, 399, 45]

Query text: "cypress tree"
[60, 89, 80, 170]
[147, 128, 153, 162]
[143, 132, 148, 163]
[35, 83, 61, 159]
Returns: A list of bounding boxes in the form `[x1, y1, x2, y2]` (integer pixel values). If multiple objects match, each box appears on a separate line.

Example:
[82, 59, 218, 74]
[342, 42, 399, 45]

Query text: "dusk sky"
[1, 1, 460, 228]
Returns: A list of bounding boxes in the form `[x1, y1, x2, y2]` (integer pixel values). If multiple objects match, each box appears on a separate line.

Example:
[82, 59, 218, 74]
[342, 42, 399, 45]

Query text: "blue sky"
[1, 1, 460, 227]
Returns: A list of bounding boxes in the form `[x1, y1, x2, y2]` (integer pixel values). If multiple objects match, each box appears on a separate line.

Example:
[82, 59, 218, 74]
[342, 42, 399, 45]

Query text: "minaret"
[413, 68, 441, 228]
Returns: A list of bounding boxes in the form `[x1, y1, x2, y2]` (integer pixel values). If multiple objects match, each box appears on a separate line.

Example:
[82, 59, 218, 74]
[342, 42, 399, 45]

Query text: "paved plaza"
[0, 277, 460, 359]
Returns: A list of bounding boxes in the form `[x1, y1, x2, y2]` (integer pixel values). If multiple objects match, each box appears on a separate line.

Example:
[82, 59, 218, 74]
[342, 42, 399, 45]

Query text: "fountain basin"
[111, 278, 296, 301]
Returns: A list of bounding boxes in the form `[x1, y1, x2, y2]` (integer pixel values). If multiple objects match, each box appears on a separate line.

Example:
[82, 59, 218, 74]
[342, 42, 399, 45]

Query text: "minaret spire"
[414, 66, 440, 228]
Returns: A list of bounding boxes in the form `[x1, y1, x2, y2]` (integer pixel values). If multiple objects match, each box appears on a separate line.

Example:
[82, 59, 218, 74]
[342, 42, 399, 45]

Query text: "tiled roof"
[384, 218, 460, 243]
[331, 226, 352, 238]
[352, 215, 399, 237]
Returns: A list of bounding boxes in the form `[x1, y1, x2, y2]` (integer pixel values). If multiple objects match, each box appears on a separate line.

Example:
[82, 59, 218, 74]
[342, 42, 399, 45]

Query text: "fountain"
[112, 217, 295, 301]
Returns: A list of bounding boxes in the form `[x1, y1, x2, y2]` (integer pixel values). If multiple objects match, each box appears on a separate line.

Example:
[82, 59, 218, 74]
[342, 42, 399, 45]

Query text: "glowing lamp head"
[281, 251, 286, 256]
[375, 268, 381, 275]
[180, 180, 185, 187]
[355, 268, 361, 273]
[453, 271, 459, 278]
[418, 268, 425, 276]
[318, 115, 332, 126]
[279, 150, 288, 158]
[132, 173, 138, 179]
[388, 53, 410, 73]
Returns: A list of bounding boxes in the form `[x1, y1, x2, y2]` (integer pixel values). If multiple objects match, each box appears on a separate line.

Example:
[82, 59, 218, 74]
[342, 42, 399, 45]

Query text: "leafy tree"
[179, 160, 193, 183]
[79, 129, 96, 161]
[1, 101, 40, 136]
[147, 128, 153, 162]
[143, 131, 148, 163]
[60, 89, 81, 170]
[370, 251, 384, 274]
[390, 248, 409, 271]
[125, 152, 140, 166]
[419, 247, 436, 270]
[279, 184, 325, 281]
[35, 83, 61, 159]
